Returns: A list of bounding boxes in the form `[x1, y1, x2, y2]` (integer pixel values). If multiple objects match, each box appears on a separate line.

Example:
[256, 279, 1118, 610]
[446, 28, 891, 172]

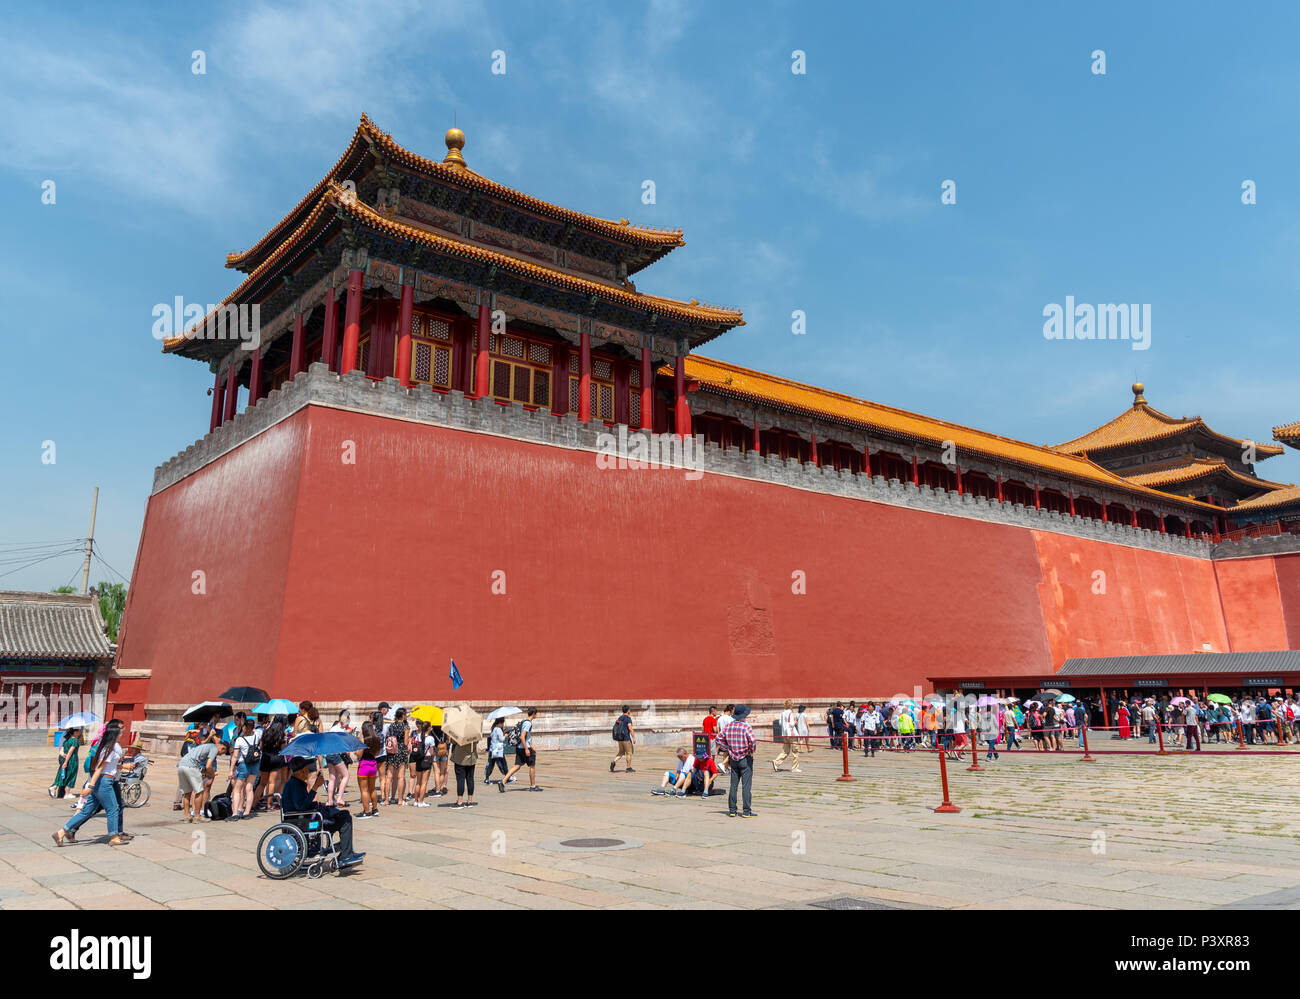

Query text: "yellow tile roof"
[1275, 420, 1300, 446]
[680, 355, 1219, 509]
[164, 184, 740, 352]
[226, 114, 684, 272]
[1124, 457, 1290, 493]
[1056, 399, 1283, 457]
[1232, 484, 1300, 512]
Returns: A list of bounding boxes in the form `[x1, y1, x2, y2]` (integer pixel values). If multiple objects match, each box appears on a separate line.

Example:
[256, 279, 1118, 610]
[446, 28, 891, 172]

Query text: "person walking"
[385, 707, 410, 805]
[325, 708, 353, 807]
[610, 705, 636, 773]
[229, 718, 261, 819]
[718, 704, 757, 817]
[772, 699, 801, 772]
[796, 704, 811, 753]
[1183, 700, 1202, 752]
[484, 717, 509, 786]
[502, 708, 542, 791]
[355, 720, 382, 819]
[50, 726, 82, 799]
[450, 731, 479, 808]
[53, 720, 128, 846]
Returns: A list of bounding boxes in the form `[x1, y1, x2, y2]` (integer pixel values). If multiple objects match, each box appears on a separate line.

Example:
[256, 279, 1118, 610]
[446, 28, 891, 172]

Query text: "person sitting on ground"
[281, 757, 364, 867]
[693, 748, 718, 797]
[653, 747, 697, 797]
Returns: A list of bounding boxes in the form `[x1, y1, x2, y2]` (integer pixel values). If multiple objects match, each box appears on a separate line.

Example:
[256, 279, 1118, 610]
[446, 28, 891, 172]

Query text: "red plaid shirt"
[720, 719, 755, 760]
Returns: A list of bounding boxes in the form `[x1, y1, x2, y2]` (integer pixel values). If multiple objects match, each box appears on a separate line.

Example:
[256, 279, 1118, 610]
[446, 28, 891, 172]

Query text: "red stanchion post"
[1237, 719, 1247, 750]
[934, 746, 960, 813]
[837, 730, 855, 782]
[967, 728, 983, 771]
[1080, 723, 1095, 762]
[1156, 718, 1165, 754]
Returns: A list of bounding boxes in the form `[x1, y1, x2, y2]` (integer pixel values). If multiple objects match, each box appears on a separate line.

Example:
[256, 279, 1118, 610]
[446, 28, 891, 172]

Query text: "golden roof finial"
[1132, 381, 1146, 407]
[443, 126, 467, 168]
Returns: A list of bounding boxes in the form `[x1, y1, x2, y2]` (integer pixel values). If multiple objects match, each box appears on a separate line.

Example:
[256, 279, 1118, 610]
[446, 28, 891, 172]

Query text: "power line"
[90, 547, 131, 585]
[0, 548, 85, 581]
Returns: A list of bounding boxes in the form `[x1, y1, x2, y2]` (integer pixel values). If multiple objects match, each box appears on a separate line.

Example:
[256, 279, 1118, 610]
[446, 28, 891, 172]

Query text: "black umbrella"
[183, 701, 234, 723]
[1031, 691, 1060, 702]
[219, 686, 269, 703]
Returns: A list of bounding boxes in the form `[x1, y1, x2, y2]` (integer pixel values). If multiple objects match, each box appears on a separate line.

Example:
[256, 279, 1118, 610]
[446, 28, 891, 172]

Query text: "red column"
[209, 370, 224, 432]
[996, 474, 1004, 503]
[956, 465, 963, 496]
[290, 309, 304, 377]
[811, 433, 819, 467]
[753, 420, 761, 453]
[222, 364, 239, 422]
[1034, 484, 1041, 510]
[863, 444, 871, 476]
[1184, 520, 1192, 539]
[248, 349, 263, 406]
[1159, 515, 1167, 534]
[639, 347, 653, 429]
[1068, 491, 1076, 517]
[396, 281, 414, 388]
[475, 303, 491, 398]
[320, 286, 339, 371]
[578, 331, 592, 420]
[1131, 507, 1138, 528]
[340, 268, 364, 373]
[911, 456, 919, 486]
[1101, 502, 1108, 523]
[674, 355, 691, 436]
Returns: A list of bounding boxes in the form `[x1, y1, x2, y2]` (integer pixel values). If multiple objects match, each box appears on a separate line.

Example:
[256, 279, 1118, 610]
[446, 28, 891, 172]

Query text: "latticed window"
[358, 337, 370, 372]
[484, 328, 557, 408]
[404, 309, 454, 389]
[569, 357, 615, 420]
[629, 391, 641, 427]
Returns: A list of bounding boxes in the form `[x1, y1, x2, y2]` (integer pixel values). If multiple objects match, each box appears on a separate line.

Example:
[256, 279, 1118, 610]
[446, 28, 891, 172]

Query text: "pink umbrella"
[975, 695, 999, 707]
[1170, 696, 1191, 705]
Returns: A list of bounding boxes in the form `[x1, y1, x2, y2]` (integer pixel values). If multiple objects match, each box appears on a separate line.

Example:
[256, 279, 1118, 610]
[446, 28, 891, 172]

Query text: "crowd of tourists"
[1109, 693, 1299, 749]
[47, 700, 545, 851]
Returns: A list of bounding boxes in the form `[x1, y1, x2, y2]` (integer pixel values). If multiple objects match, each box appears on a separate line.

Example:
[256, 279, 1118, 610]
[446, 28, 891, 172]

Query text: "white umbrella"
[485, 705, 523, 721]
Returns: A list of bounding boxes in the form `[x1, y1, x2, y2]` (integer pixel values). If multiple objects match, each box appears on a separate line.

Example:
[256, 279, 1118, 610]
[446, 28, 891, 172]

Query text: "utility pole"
[80, 487, 99, 596]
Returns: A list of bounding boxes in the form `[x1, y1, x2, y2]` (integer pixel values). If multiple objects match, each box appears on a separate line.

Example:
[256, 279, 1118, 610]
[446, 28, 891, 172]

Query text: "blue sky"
[2, 0, 1299, 591]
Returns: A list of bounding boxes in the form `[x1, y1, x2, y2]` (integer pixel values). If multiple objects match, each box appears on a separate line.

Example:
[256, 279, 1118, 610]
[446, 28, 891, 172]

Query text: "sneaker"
[791, 767, 802, 773]
[742, 810, 758, 818]
[357, 812, 373, 820]
[771, 761, 778, 772]
[483, 778, 493, 785]
[609, 762, 616, 773]
[496, 781, 505, 793]
[624, 767, 635, 773]
[415, 801, 430, 808]
[675, 791, 686, 797]
[527, 786, 544, 792]
[727, 811, 738, 817]
[453, 802, 465, 809]
[651, 789, 668, 796]
[506, 777, 518, 784]
[701, 790, 710, 798]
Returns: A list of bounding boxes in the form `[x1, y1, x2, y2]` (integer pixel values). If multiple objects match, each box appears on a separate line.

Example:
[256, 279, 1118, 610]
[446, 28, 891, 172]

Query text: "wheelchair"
[120, 758, 151, 808]
[256, 808, 345, 880]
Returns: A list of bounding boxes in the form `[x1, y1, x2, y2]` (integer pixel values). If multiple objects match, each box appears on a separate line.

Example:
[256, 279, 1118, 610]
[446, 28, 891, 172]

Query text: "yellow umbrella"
[411, 705, 443, 725]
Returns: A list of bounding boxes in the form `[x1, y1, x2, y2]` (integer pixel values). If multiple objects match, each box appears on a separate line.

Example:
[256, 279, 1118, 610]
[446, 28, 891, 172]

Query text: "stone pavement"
[1, 741, 1297, 910]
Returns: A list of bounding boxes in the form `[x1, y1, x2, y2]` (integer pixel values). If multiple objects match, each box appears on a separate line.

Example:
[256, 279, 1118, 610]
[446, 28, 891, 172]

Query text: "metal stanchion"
[934, 746, 960, 813]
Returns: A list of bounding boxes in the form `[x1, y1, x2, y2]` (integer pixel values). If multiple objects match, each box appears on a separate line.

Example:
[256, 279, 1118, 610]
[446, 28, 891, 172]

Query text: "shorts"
[695, 755, 718, 775]
[357, 760, 378, 778]
[235, 761, 251, 780]
[259, 754, 277, 773]
[416, 757, 432, 773]
[324, 754, 344, 766]
[615, 740, 633, 758]
[515, 748, 535, 767]
[177, 767, 204, 794]
[664, 770, 682, 783]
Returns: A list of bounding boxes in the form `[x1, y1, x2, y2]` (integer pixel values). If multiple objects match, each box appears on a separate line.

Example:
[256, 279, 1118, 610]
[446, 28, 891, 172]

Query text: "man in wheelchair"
[281, 757, 364, 869]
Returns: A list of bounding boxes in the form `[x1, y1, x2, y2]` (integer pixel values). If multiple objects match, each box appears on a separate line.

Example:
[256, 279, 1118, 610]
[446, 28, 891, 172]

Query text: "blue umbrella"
[252, 699, 298, 716]
[55, 711, 100, 730]
[280, 731, 365, 758]
[1057, 694, 1077, 703]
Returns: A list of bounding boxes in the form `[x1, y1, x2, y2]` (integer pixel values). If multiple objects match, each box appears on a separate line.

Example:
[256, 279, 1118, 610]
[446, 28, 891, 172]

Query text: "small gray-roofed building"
[0, 590, 115, 745]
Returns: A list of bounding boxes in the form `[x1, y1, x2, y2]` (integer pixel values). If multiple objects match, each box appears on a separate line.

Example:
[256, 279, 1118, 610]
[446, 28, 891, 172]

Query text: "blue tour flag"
[450, 658, 464, 690]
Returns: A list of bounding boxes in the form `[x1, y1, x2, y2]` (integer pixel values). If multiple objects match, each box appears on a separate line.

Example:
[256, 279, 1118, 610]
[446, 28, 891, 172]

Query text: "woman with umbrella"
[49, 724, 84, 800]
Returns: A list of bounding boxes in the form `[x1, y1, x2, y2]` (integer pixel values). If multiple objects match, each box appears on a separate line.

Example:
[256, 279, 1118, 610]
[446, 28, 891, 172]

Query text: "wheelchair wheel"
[307, 861, 325, 879]
[122, 781, 150, 808]
[257, 823, 307, 879]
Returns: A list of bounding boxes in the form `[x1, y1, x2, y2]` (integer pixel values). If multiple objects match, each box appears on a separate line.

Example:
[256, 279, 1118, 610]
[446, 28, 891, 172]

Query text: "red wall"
[1213, 557, 1289, 651]
[120, 406, 1296, 705]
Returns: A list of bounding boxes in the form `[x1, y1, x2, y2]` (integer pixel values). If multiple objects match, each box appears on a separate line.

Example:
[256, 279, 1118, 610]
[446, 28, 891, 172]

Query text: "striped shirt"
[720, 719, 755, 760]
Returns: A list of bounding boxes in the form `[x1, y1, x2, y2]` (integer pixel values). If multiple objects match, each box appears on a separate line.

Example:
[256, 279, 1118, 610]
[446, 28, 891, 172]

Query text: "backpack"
[507, 721, 525, 748]
[205, 793, 231, 820]
[612, 715, 629, 741]
[386, 722, 407, 756]
[240, 734, 262, 767]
